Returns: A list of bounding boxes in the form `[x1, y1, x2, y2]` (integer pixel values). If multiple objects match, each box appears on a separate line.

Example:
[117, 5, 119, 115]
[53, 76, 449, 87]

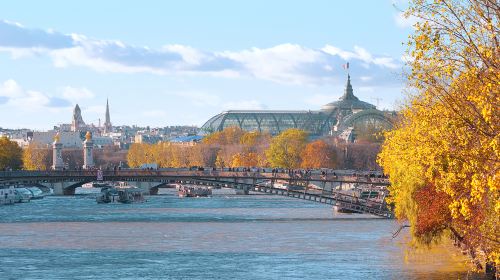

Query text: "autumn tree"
[126, 143, 153, 168]
[0, 137, 23, 170]
[300, 140, 336, 169]
[231, 131, 271, 167]
[202, 126, 245, 146]
[378, 0, 499, 271]
[23, 142, 51, 170]
[265, 129, 308, 168]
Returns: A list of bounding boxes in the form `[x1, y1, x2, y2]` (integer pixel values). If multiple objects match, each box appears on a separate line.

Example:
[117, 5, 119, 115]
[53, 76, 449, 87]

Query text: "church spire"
[104, 98, 112, 133]
[105, 99, 110, 124]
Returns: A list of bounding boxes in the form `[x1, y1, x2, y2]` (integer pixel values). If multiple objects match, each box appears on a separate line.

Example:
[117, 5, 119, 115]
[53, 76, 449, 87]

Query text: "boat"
[14, 188, 32, 203]
[117, 188, 145, 203]
[0, 186, 16, 205]
[27, 187, 45, 199]
[96, 187, 145, 204]
[96, 187, 119, 203]
[178, 185, 212, 198]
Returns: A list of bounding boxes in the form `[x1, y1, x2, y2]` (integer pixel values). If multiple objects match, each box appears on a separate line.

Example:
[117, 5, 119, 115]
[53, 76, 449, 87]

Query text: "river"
[0, 190, 484, 279]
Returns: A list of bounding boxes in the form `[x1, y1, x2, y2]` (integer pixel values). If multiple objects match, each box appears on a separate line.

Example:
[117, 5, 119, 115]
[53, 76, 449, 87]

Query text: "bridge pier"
[52, 182, 65, 196]
[127, 181, 164, 195]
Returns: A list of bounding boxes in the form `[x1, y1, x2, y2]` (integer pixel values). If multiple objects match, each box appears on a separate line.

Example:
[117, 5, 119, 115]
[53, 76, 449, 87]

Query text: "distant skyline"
[0, 0, 413, 130]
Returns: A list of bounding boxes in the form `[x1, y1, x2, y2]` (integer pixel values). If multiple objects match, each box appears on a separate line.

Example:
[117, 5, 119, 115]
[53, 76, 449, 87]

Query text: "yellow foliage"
[379, 0, 499, 267]
[265, 129, 308, 168]
[23, 142, 51, 170]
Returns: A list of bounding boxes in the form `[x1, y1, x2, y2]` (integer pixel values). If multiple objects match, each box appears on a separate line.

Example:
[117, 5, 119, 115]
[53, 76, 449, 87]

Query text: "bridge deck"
[0, 170, 393, 218]
[0, 170, 389, 185]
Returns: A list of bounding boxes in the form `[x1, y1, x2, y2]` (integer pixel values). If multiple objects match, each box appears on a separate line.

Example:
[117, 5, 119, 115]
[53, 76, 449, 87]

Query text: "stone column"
[52, 133, 64, 170]
[83, 131, 95, 169]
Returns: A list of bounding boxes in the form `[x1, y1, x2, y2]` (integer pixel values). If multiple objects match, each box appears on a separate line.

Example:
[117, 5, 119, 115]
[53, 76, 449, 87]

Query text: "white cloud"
[162, 44, 205, 65]
[0, 79, 24, 98]
[0, 19, 403, 86]
[321, 45, 356, 61]
[0, 79, 72, 110]
[8, 90, 50, 108]
[0, 80, 49, 108]
[221, 44, 332, 85]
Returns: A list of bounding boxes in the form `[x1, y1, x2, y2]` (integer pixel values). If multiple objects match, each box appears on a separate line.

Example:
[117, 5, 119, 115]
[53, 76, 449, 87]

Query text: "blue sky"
[0, 0, 413, 129]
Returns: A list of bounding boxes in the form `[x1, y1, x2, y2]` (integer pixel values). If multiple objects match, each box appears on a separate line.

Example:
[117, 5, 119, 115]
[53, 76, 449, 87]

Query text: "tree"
[23, 142, 51, 170]
[231, 152, 260, 167]
[0, 137, 22, 170]
[378, 0, 499, 271]
[127, 143, 153, 168]
[265, 129, 308, 168]
[202, 126, 245, 146]
[300, 140, 336, 169]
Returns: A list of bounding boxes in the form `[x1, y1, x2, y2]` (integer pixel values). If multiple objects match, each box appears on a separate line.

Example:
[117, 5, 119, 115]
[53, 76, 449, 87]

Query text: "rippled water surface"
[0, 190, 483, 279]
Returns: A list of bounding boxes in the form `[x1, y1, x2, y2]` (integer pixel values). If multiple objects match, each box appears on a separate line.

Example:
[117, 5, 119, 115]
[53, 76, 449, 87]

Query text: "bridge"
[0, 169, 393, 218]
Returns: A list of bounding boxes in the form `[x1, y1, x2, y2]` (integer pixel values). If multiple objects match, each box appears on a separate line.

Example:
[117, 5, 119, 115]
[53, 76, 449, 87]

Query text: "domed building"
[199, 75, 395, 140]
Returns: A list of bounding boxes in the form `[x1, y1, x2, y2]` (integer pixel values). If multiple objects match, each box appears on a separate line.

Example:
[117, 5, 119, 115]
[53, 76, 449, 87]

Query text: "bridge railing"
[0, 169, 390, 185]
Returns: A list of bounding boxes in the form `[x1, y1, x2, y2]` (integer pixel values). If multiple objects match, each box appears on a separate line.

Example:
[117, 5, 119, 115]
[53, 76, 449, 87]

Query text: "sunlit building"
[199, 75, 395, 138]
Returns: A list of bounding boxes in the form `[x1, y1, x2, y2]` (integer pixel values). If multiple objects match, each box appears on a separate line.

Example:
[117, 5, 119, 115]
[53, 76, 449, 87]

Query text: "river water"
[0, 190, 484, 279]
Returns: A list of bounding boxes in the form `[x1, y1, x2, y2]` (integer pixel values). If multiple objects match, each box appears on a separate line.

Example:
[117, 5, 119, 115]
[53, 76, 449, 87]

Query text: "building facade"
[199, 75, 395, 138]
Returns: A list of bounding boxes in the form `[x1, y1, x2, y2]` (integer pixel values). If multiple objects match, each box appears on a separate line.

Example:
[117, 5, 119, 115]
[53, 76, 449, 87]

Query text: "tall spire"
[104, 98, 112, 133]
[340, 74, 358, 101]
[105, 99, 110, 124]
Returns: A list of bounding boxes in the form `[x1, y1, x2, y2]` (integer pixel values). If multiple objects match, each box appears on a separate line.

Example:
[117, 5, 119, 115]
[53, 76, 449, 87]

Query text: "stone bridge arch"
[38, 180, 92, 195]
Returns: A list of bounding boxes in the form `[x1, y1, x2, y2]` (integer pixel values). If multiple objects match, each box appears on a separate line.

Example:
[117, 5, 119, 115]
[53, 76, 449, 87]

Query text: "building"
[170, 135, 203, 147]
[71, 104, 86, 132]
[32, 131, 83, 148]
[134, 133, 162, 144]
[199, 75, 395, 138]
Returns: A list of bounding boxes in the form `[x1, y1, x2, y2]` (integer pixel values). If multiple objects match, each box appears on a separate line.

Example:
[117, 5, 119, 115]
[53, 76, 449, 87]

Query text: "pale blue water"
[0, 190, 483, 279]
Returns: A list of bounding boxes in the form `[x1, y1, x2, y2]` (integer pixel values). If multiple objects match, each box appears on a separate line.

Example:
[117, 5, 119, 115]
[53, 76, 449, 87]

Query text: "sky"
[0, 0, 414, 130]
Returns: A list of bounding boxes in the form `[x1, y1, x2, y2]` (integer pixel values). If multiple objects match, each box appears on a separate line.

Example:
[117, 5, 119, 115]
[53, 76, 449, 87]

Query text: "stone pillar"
[83, 131, 94, 169]
[52, 133, 64, 170]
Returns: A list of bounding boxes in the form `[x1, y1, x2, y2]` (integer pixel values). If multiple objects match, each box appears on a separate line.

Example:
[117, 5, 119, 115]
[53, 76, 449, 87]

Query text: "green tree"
[0, 137, 23, 170]
[265, 129, 308, 168]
